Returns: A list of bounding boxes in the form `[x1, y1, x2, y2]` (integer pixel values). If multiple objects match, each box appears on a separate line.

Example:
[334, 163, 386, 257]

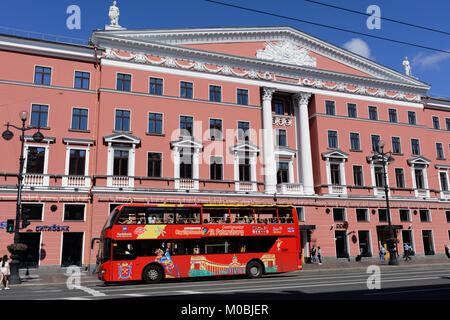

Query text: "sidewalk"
[12, 256, 450, 286]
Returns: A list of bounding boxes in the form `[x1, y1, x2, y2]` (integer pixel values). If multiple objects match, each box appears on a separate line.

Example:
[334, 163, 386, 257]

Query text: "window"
[350, 133, 360, 151]
[31, 104, 49, 128]
[414, 168, 425, 189]
[277, 129, 287, 146]
[64, 204, 85, 221]
[333, 208, 346, 222]
[374, 166, 384, 187]
[378, 209, 389, 222]
[411, 139, 421, 155]
[179, 149, 193, 179]
[113, 150, 129, 176]
[34, 66, 51, 85]
[239, 156, 251, 182]
[277, 162, 289, 184]
[388, 109, 398, 123]
[147, 153, 162, 177]
[148, 113, 163, 134]
[22, 204, 43, 221]
[149, 77, 163, 95]
[209, 85, 221, 102]
[436, 143, 445, 159]
[446, 211, 450, 223]
[392, 137, 402, 154]
[395, 168, 405, 188]
[446, 118, 450, 131]
[325, 100, 335, 115]
[180, 81, 193, 98]
[330, 163, 341, 185]
[180, 116, 193, 137]
[420, 209, 431, 222]
[209, 119, 222, 140]
[371, 135, 380, 152]
[26, 147, 45, 174]
[71, 108, 88, 131]
[353, 165, 364, 186]
[440, 172, 449, 191]
[328, 130, 338, 149]
[115, 110, 130, 131]
[210, 156, 223, 180]
[347, 103, 357, 118]
[408, 111, 416, 125]
[273, 100, 285, 115]
[368, 106, 378, 120]
[74, 71, 90, 89]
[69, 149, 86, 176]
[237, 89, 248, 105]
[116, 73, 131, 92]
[238, 121, 250, 141]
[432, 116, 440, 129]
[296, 207, 305, 222]
[399, 209, 411, 222]
[356, 208, 369, 222]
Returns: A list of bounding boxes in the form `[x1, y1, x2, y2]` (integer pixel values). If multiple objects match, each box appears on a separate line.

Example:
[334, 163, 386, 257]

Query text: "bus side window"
[255, 208, 278, 224]
[278, 208, 294, 224]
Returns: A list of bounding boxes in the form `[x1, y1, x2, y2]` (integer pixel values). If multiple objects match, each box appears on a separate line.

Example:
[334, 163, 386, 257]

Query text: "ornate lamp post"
[2, 111, 44, 284]
[375, 140, 398, 265]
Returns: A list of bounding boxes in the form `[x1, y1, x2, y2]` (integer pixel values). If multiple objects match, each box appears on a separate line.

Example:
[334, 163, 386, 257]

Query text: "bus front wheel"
[246, 261, 263, 279]
[142, 264, 164, 284]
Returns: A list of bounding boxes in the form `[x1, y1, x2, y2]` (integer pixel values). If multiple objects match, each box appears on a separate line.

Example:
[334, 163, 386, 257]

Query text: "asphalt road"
[2, 264, 450, 302]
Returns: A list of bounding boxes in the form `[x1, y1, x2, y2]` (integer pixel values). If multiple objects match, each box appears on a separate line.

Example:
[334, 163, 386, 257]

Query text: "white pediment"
[170, 138, 203, 150]
[230, 142, 260, 154]
[256, 40, 317, 68]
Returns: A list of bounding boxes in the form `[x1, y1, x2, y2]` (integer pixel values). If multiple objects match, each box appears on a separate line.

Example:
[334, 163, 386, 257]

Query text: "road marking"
[365, 286, 450, 296]
[176, 290, 203, 294]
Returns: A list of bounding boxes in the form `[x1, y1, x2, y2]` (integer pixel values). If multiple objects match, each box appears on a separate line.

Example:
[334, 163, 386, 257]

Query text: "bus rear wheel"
[246, 261, 263, 279]
[142, 264, 164, 284]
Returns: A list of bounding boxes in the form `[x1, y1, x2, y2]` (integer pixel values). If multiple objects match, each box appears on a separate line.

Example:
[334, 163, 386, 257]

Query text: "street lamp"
[375, 140, 398, 265]
[2, 111, 44, 284]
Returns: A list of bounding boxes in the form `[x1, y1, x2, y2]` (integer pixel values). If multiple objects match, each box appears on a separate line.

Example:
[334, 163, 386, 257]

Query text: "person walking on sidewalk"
[310, 246, 317, 263]
[404, 243, 412, 261]
[317, 247, 322, 265]
[379, 246, 386, 262]
[0, 255, 11, 290]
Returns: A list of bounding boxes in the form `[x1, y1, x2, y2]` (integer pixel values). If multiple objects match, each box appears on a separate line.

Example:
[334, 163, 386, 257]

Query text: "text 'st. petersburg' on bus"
[92, 204, 302, 284]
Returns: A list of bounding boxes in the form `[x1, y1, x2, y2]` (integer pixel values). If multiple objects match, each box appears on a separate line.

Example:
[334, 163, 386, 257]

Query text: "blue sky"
[2, 0, 450, 97]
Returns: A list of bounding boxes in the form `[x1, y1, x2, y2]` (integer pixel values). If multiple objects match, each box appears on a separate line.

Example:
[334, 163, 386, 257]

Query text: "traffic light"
[21, 209, 31, 229]
[6, 219, 14, 233]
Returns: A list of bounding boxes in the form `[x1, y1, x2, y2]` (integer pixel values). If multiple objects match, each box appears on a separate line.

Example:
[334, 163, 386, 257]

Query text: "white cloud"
[412, 51, 450, 71]
[342, 38, 374, 60]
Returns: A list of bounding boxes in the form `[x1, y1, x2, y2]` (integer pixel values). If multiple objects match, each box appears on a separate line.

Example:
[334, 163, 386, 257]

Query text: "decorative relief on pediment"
[102, 48, 421, 104]
[256, 40, 317, 68]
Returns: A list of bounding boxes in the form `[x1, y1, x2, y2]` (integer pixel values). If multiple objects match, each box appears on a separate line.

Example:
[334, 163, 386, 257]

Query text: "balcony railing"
[277, 183, 304, 195]
[23, 174, 49, 187]
[329, 185, 347, 195]
[236, 181, 257, 192]
[441, 190, 450, 199]
[62, 176, 91, 188]
[176, 178, 199, 191]
[415, 189, 430, 198]
[107, 176, 134, 188]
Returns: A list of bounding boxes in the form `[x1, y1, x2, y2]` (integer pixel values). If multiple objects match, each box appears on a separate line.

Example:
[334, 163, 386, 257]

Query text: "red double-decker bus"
[93, 204, 302, 284]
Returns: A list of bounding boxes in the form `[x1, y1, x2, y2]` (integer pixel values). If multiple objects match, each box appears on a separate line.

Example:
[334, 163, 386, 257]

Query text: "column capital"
[261, 87, 276, 102]
[293, 92, 312, 106]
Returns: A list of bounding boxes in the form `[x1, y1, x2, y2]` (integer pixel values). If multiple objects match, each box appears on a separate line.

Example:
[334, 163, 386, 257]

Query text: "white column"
[294, 93, 314, 195]
[193, 149, 199, 190]
[262, 87, 277, 194]
[174, 146, 180, 189]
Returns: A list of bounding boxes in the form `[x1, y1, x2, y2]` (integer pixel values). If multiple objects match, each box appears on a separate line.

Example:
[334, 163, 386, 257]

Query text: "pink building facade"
[0, 25, 449, 269]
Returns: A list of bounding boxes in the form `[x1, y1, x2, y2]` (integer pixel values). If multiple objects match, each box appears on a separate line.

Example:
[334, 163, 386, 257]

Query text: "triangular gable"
[170, 138, 203, 150]
[230, 142, 260, 154]
[322, 149, 349, 160]
[104, 133, 141, 144]
[407, 155, 431, 166]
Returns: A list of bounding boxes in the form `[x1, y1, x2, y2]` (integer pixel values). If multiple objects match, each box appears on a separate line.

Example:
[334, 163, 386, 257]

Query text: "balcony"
[107, 176, 134, 188]
[235, 181, 257, 193]
[441, 190, 450, 200]
[23, 174, 49, 187]
[175, 178, 199, 191]
[277, 183, 304, 195]
[62, 175, 91, 189]
[415, 189, 430, 198]
[329, 185, 347, 195]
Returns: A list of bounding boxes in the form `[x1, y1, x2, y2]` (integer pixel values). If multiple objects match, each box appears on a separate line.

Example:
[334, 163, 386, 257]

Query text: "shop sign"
[35, 225, 70, 232]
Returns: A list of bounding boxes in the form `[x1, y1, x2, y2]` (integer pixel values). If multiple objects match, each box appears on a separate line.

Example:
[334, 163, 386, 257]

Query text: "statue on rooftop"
[109, 1, 120, 27]
[403, 56, 411, 76]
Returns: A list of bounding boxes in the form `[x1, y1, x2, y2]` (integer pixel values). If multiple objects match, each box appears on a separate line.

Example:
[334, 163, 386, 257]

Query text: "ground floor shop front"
[1, 192, 449, 269]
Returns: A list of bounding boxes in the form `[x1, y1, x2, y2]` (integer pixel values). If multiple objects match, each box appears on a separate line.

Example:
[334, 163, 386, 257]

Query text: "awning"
[376, 225, 403, 231]
[299, 225, 316, 230]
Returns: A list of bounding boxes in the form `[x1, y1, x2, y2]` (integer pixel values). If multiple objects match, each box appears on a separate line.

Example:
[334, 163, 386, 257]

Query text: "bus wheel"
[246, 261, 263, 279]
[142, 264, 164, 284]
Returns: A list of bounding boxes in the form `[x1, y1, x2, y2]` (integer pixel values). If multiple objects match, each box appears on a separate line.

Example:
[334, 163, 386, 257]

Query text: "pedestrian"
[317, 246, 322, 265]
[310, 246, 316, 263]
[379, 246, 386, 262]
[404, 243, 411, 261]
[1, 255, 11, 290]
